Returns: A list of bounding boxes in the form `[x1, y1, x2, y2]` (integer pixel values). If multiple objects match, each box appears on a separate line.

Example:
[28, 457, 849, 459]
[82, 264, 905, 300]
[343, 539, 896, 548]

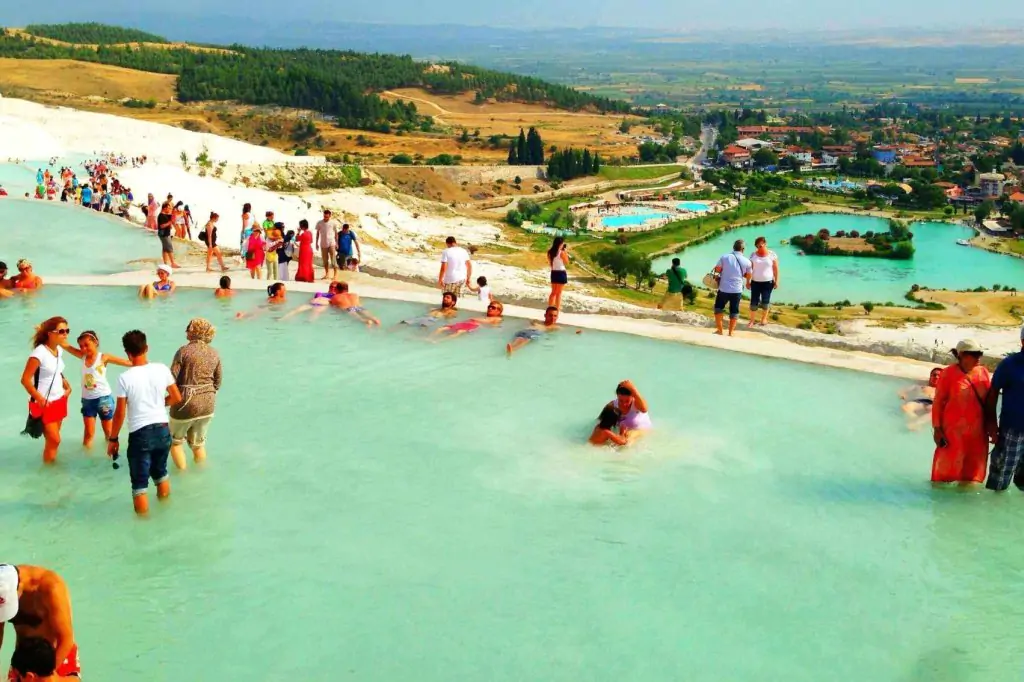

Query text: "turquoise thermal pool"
[676, 201, 710, 212]
[0, 283, 1019, 680]
[653, 213, 1024, 303]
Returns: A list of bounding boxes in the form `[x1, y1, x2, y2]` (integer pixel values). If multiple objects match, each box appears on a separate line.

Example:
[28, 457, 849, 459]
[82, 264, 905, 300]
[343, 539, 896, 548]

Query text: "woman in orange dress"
[931, 339, 992, 484]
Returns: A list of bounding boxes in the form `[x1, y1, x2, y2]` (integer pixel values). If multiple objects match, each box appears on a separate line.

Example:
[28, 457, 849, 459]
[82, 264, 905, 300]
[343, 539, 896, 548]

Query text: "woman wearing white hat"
[931, 338, 992, 484]
[138, 265, 176, 299]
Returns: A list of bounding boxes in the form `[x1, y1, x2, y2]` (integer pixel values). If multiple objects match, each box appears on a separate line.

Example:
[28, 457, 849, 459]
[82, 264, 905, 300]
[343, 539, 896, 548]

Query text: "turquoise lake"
[653, 213, 1024, 304]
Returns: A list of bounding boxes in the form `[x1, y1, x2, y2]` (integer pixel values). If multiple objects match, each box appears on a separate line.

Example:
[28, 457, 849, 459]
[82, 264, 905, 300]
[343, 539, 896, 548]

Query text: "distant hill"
[0, 24, 631, 132]
[23, 22, 168, 45]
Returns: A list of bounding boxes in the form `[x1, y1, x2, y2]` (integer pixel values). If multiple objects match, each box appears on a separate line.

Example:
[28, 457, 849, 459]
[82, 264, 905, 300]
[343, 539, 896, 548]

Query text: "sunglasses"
[52, 328, 71, 335]
[487, 305, 499, 310]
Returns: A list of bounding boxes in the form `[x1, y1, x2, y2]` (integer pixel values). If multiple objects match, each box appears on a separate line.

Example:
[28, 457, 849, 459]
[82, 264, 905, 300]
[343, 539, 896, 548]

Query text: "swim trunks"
[447, 320, 480, 333]
[8, 643, 80, 680]
[402, 315, 441, 327]
[346, 306, 365, 313]
[514, 329, 542, 341]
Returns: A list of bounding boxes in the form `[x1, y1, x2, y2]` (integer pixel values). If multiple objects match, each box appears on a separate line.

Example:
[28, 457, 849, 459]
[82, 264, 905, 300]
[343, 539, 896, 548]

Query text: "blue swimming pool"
[677, 201, 710, 212]
[602, 213, 670, 228]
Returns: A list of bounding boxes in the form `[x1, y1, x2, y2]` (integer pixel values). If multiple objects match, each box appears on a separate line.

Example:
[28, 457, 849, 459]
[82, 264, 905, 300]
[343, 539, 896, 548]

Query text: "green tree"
[507, 144, 518, 166]
[752, 147, 778, 167]
[592, 153, 601, 174]
[975, 200, 994, 225]
[517, 129, 528, 165]
[526, 127, 544, 165]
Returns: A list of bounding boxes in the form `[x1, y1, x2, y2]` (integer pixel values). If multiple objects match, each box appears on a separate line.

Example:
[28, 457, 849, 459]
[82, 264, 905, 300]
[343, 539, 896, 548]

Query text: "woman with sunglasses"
[430, 300, 504, 340]
[20, 317, 73, 463]
[11, 259, 43, 291]
[931, 339, 992, 485]
[60, 331, 132, 448]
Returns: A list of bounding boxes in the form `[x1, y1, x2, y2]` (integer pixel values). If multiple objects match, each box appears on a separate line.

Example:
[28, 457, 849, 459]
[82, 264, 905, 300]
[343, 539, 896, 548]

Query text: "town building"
[721, 145, 751, 166]
[871, 145, 897, 164]
[978, 172, 1006, 198]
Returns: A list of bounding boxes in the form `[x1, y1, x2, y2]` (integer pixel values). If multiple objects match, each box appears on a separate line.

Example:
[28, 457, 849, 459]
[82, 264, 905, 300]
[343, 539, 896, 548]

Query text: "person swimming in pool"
[138, 265, 175, 299]
[214, 275, 233, 298]
[281, 282, 340, 321]
[609, 380, 652, 434]
[900, 367, 942, 430]
[10, 259, 43, 291]
[400, 292, 459, 328]
[266, 282, 287, 304]
[431, 300, 504, 340]
[506, 306, 566, 356]
[329, 282, 380, 326]
[589, 405, 630, 447]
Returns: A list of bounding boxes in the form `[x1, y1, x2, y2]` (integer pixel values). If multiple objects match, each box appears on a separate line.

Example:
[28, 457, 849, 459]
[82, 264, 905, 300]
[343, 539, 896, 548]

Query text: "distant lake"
[652, 214, 1024, 304]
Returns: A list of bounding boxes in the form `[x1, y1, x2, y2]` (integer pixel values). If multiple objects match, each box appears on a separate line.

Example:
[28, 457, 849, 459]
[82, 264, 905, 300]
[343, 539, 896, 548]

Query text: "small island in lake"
[790, 219, 915, 260]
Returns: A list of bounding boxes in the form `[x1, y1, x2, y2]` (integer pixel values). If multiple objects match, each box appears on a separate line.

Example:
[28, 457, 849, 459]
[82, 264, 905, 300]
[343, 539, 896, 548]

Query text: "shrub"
[390, 153, 413, 165]
[294, 148, 309, 157]
[505, 210, 524, 227]
[850, 230, 861, 238]
[944, 206, 954, 216]
[798, 320, 814, 330]
[427, 154, 458, 166]
[862, 302, 875, 315]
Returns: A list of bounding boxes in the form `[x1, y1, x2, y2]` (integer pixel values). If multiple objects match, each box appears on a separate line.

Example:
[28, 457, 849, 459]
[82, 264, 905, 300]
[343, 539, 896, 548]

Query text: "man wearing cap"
[0, 564, 79, 680]
[985, 327, 1024, 491]
[315, 210, 338, 281]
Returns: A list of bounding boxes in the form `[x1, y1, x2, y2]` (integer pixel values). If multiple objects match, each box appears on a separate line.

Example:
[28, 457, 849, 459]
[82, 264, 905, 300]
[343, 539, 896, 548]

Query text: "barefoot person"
[316, 209, 338, 281]
[399, 292, 459, 328]
[438, 236, 472, 297]
[330, 282, 381, 326]
[506, 306, 561, 356]
[547, 237, 570, 310]
[107, 330, 182, 515]
[931, 339, 991, 485]
[202, 212, 227, 273]
[900, 367, 942, 430]
[60, 331, 131, 448]
[20, 317, 73, 464]
[712, 239, 752, 337]
[431, 300, 503, 340]
[658, 258, 688, 311]
[169, 318, 222, 470]
[138, 265, 175, 299]
[0, 564, 79, 682]
[984, 327, 1024, 491]
[589, 405, 629, 447]
[747, 236, 780, 327]
[214, 276, 233, 298]
[609, 379, 652, 434]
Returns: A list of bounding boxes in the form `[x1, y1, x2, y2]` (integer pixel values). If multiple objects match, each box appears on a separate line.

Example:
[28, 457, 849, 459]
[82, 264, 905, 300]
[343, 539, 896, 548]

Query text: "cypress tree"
[582, 149, 592, 176]
[517, 129, 528, 166]
[526, 127, 544, 165]
[508, 144, 518, 166]
[593, 152, 601, 174]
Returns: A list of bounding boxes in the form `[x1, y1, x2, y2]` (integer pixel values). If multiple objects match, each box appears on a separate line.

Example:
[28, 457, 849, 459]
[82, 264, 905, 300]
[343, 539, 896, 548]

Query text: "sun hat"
[157, 264, 172, 275]
[954, 339, 984, 355]
[0, 565, 18, 622]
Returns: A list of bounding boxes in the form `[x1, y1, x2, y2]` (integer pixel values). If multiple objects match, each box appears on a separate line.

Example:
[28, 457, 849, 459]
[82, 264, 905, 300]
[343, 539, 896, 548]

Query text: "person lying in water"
[399, 292, 459, 328]
[589, 405, 631, 447]
[430, 300, 504, 340]
[236, 283, 288, 319]
[506, 306, 579, 356]
[900, 366, 942, 430]
[280, 281, 340, 321]
[329, 282, 380, 326]
[139, 265, 175, 299]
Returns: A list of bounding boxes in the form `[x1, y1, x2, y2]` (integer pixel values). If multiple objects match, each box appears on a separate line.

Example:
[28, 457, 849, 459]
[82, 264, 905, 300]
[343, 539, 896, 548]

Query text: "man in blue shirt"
[985, 326, 1024, 491]
[80, 184, 92, 208]
[712, 239, 752, 336]
[337, 223, 361, 268]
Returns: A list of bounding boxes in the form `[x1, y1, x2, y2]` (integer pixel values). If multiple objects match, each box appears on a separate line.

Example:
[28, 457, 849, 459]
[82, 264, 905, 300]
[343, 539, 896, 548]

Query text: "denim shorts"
[713, 291, 743, 319]
[750, 280, 774, 311]
[126, 423, 171, 497]
[81, 395, 115, 421]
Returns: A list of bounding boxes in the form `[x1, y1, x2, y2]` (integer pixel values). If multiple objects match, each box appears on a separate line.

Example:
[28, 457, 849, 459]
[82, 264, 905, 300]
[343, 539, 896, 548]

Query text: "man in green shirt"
[658, 257, 688, 311]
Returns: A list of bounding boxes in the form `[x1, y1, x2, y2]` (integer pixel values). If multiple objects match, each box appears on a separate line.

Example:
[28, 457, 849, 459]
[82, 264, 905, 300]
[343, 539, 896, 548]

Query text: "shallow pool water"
[2, 286, 1023, 681]
[677, 201, 710, 212]
[0, 157, 93, 195]
[602, 212, 670, 228]
[654, 213, 1024, 303]
[0, 199, 157, 275]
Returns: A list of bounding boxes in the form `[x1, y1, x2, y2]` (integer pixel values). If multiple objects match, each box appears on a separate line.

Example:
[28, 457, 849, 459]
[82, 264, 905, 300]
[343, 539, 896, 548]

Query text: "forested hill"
[0, 24, 631, 131]
[23, 23, 168, 44]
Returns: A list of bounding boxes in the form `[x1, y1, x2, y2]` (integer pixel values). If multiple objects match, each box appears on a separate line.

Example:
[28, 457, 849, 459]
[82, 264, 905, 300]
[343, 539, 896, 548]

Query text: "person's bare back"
[1, 565, 77, 676]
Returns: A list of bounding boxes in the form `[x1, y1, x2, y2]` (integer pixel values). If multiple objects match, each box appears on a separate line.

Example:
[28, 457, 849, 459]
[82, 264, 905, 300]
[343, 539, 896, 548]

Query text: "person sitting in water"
[400, 292, 459, 327]
[900, 367, 942, 430]
[10, 636, 64, 682]
[0, 261, 12, 298]
[214, 276, 233, 298]
[266, 282, 287, 304]
[330, 282, 380, 326]
[506, 306, 569, 356]
[11, 259, 43, 291]
[431, 300, 504, 340]
[138, 265, 175, 299]
[609, 380, 652, 434]
[589, 405, 630, 447]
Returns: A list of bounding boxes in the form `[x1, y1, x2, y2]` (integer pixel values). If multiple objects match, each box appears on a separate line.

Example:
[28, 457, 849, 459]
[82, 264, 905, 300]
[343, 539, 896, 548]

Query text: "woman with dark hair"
[547, 237, 569, 310]
[295, 219, 315, 283]
[245, 226, 266, 280]
[20, 316, 73, 463]
[278, 229, 296, 281]
[267, 282, 287, 303]
[748, 236, 780, 327]
[203, 212, 227, 273]
[215, 275, 233, 298]
[240, 202, 254, 265]
[589, 405, 629, 446]
[931, 339, 992, 484]
[157, 199, 180, 269]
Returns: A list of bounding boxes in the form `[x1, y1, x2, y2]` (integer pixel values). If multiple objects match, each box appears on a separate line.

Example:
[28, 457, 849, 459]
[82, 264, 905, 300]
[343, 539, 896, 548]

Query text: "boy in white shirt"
[107, 330, 182, 515]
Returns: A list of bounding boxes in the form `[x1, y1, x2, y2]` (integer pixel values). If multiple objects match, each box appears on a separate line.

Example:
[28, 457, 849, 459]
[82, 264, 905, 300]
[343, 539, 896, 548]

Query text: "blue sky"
[4, 0, 1021, 30]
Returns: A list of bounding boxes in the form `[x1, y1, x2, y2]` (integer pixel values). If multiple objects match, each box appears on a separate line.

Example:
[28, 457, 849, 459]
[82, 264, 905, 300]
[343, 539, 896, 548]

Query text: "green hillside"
[23, 22, 169, 44]
[0, 24, 631, 132]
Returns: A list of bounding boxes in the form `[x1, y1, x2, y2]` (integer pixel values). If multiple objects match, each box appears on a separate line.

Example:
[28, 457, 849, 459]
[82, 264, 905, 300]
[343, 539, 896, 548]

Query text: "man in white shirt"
[438, 236, 472, 297]
[106, 330, 182, 515]
[315, 210, 338, 281]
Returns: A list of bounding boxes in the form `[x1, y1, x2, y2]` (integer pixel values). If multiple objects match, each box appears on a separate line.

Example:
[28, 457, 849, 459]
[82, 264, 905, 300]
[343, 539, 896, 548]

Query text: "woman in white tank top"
[547, 236, 570, 310]
[62, 331, 131, 448]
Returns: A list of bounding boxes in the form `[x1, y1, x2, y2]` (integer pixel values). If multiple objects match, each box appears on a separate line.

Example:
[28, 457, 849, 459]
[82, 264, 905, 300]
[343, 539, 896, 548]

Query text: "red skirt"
[29, 395, 69, 425]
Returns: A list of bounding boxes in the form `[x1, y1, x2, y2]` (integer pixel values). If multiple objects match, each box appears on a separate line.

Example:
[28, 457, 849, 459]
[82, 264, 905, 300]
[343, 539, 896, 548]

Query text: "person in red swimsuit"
[11, 260, 43, 290]
[0, 565, 79, 681]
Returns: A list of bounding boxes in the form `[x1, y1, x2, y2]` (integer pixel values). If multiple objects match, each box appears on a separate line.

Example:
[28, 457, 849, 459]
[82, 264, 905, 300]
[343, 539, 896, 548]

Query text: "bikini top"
[155, 282, 172, 292]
